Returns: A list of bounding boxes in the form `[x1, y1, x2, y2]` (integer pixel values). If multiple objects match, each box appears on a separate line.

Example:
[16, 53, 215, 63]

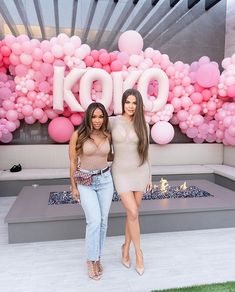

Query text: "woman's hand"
[146, 182, 153, 192]
[71, 186, 80, 203]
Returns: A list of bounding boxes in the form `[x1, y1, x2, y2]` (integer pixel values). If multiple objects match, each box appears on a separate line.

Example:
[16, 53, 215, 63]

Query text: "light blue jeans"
[77, 168, 114, 261]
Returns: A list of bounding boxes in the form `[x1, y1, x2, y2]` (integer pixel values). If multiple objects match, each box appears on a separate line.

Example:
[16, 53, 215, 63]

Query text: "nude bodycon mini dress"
[109, 115, 151, 193]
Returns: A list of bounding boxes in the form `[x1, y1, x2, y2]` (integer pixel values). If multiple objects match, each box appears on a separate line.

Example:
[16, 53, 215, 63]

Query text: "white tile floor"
[1, 196, 235, 292]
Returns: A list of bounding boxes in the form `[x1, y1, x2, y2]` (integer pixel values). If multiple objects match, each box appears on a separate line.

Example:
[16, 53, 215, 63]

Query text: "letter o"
[79, 68, 113, 110]
[137, 68, 169, 112]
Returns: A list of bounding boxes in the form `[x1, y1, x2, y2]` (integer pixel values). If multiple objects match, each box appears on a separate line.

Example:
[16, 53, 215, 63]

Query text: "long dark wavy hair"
[76, 102, 110, 155]
[121, 88, 149, 165]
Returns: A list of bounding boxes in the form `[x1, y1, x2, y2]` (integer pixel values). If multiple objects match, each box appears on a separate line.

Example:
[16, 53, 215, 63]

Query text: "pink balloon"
[177, 110, 188, 122]
[32, 48, 43, 60]
[63, 43, 75, 56]
[40, 63, 53, 77]
[15, 64, 28, 77]
[32, 60, 42, 71]
[99, 53, 110, 65]
[201, 89, 211, 101]
[117, 52, 129, 65]
[228, 125, 235, 136]
[90, 50, 99, 61]
[207, 101, 216, 111]
[173, 86, 183, 98]
[189, 104, 201, 115]
[39, 113, 48, 123]
[11, 43, 22, 55]
[43, 52, 54, 63]
[39, 81, 50, 93]
[25, 79, 35, 91]
[0, 131, 13, 143]
[22, 41, 33, 54]
[0, 108, 6, 118]
[196, 63, 220, 88]
[45, 109, 58, 119]
[70, 113, 83, 125]
[41, 40, 51, 52]
[118, 30, 143, 55]
[20, 53, 33, 65]
[93, 61, 102, 69]
[25, 115, 36, 124]
[110, 60, 122, 72]
[1, 45, 11, 57]
[186, 127, 198, 138]
[198, 123, 209, 135]
[33, 108, 44, 119]
[0, 88, 12, 100]
[6, 109, 18, 121]
[48, 117, 74, 143]
[190, 92, 203, 104]
[22, 104, 33, 116]
[227, 85, 235, 98]
[51, 45, 63, 58]
[151, 121, 175, 144]
[6, 121, 16, 132]
[33, 71, 45, 82]
[192, 114, 204, 126]
[103, 64, 111, 73]
[198, 56, 210, 65]
[84, 55, 94, 67]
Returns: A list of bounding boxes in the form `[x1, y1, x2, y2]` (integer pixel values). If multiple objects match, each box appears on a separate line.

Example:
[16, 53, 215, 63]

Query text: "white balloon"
[137, 68, 169, 112]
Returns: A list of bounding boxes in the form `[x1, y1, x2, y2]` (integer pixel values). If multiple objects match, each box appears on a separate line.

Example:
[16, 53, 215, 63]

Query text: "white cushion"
[151, 165, 214, 175]
[149, 143, 223, 165]
[205, 164, 235, 181]
[0, 168, 69, 181]
[223, 146, 235, 167]
[0, 145, 69, 169]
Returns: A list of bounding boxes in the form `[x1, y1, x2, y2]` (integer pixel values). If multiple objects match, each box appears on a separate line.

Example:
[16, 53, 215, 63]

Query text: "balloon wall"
[0, 30, 235, 145]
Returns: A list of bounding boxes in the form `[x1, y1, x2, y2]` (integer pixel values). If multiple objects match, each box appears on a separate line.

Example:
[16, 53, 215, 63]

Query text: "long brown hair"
[121, 88, 149, 165]
[76, 102, 110, 155]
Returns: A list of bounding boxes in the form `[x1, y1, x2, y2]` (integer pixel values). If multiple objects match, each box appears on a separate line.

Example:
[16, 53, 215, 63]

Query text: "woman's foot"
[135, 250, 144, 276]
[96, 259, 103, 276]
[87, 261, 101, 280]
[121, 244, 131, 268]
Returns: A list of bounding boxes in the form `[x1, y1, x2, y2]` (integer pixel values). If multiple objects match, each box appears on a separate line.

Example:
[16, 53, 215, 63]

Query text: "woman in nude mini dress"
[109, 88, 152, 275]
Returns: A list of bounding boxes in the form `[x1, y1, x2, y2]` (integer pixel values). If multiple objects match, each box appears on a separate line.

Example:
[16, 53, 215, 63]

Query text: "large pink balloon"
[151, 121, 175, 144]
[48, 117, 74, 143]
[118, 30, 143, 55]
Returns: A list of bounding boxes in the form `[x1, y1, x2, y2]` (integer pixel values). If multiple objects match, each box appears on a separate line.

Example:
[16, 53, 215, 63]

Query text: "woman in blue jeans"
[69, 102, 114, 280]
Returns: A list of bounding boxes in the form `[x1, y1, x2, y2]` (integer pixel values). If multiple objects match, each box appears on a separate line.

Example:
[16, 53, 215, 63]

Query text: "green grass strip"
[152, 281, 235, 292]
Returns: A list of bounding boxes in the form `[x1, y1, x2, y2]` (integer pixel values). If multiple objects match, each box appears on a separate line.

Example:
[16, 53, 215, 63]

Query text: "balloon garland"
[0, 30, 234, 145]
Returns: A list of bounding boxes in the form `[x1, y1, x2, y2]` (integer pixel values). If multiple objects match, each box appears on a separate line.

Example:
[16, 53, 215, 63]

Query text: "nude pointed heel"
[135, 250, 144, 276]
[135, 266, 144, 276]
[121, 244, 131, 268]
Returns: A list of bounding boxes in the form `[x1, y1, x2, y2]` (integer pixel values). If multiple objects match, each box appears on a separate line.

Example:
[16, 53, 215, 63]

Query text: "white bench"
[0, 144, 234, 195]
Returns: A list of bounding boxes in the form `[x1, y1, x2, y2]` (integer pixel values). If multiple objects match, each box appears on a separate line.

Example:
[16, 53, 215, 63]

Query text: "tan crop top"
[79, 138, 110, 170]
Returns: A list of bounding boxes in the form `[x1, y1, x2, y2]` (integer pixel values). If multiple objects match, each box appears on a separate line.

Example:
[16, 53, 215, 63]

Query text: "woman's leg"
[78, 184, 101, 261]
[119, 191, 144, 269]
[95, 171, 114, 257]
[122, 192, 143, 262]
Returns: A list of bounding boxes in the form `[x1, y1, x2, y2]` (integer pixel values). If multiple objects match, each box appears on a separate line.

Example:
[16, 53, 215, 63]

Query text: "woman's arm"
[146, 123, 153, 191]
[69, 131, 80, 201]
[107, 116, 115, 161]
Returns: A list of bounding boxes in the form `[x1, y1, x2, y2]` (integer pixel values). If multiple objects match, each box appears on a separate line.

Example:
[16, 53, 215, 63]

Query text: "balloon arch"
[0, 30, 235, 145]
